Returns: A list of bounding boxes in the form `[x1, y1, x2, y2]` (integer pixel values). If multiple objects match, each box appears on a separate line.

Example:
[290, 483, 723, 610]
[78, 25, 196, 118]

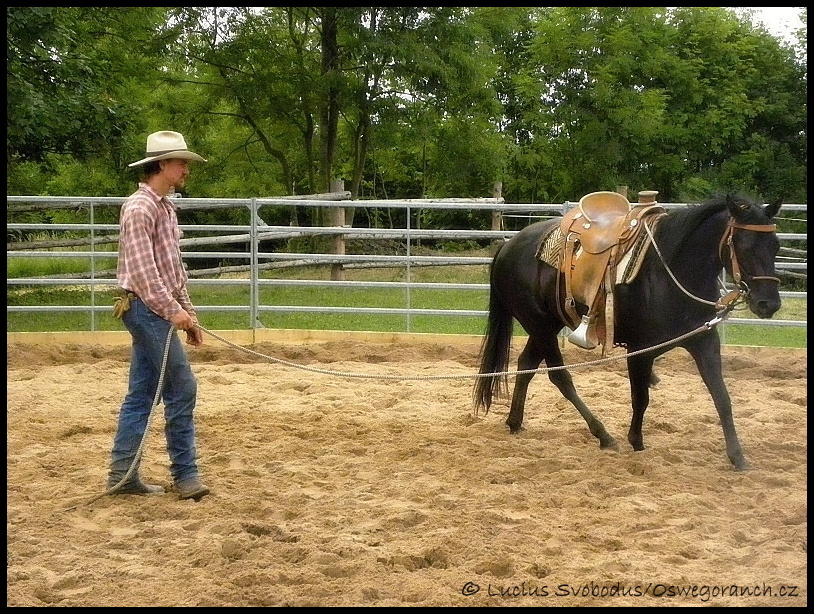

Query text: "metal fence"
[7, 195, 807, 335]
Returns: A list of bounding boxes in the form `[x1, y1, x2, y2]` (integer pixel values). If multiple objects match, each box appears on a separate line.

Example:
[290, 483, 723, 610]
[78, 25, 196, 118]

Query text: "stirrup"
[567, 315, 598, 350]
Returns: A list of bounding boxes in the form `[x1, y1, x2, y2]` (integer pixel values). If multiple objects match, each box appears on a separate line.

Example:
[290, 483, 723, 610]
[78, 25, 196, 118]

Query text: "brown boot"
[175, 477, 210, 501]
[107, 477, 164, 495]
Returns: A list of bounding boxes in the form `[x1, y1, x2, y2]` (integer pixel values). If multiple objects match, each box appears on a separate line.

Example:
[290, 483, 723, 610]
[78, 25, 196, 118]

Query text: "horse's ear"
[764, 199, 782, 219]
[725, 193, 751, 215]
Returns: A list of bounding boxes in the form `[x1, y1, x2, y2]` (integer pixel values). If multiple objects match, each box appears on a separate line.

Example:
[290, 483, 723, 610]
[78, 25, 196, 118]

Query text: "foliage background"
[7, 7, 807, 228]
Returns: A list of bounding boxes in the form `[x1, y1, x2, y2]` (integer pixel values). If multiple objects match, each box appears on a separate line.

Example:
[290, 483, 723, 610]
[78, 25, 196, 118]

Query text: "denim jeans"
[109, 297, 200, 485]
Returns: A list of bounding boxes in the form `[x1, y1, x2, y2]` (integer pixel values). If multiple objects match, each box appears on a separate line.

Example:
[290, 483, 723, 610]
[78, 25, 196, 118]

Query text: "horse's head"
[722, 194, 782, 319]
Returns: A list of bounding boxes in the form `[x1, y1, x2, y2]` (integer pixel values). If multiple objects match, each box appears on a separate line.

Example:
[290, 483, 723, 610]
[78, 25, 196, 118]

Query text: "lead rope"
[643, 219, 726, 307]
[59, 314, 731, 515]
[195, 217, 752, 380]
[61, 272, 738, 514]
[60, 326, 173, 513]
[195, 314, 730, 381]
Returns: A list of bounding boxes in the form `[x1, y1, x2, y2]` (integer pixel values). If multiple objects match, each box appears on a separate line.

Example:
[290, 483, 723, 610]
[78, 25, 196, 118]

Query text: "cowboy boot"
[175, 476, 210, 501]
[107, 457, 164, 495]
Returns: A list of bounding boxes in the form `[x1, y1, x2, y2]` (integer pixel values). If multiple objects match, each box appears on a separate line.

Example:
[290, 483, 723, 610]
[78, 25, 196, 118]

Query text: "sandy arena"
[6, 332, 807, 606]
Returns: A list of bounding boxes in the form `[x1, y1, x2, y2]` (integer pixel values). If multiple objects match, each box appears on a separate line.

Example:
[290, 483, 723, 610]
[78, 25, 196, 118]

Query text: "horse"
[473, 193, 782, 471]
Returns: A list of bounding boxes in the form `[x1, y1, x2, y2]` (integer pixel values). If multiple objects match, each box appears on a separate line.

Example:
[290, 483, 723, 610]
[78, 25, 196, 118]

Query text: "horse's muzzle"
[741, 277, 782, 319]
[750, 299, 782, 319]
[747, 290, 782, 319]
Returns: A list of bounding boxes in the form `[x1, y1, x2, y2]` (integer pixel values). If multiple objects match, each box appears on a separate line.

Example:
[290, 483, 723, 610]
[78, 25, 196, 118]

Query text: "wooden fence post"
[491, 182, 503, 232]
[490, 182, 504, 249]
[330, 179, 346, 281]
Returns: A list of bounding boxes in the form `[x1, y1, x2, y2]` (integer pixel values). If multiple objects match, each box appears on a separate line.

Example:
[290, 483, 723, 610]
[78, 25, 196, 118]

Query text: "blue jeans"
[109, 297, 200, 484]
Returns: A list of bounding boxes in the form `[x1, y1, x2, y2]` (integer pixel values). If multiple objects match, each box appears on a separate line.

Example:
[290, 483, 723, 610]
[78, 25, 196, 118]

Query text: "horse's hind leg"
[535, 335, 619, 450]
[505, 337, 544, 434]
[549, 368, 619, 450]
[626, 353, 656, 452]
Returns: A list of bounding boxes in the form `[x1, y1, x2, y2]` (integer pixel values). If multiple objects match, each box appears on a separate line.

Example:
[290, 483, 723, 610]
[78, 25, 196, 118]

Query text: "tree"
[504, 7, 807, 203]
[6, 6, 806, 206]
[7, 7, 168, 171]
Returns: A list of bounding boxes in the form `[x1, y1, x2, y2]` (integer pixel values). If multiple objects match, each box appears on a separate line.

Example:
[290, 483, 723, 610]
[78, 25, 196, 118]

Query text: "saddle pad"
[617, 214, 665, 284]
[536, 224, 564, 268]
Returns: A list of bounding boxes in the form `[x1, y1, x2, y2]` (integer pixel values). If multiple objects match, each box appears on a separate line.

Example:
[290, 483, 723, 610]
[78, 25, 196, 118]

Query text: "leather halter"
[718, 219, 781, 288]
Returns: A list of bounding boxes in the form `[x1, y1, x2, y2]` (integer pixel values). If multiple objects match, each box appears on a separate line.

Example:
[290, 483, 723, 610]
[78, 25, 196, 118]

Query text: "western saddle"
[558, 190, 665, 351]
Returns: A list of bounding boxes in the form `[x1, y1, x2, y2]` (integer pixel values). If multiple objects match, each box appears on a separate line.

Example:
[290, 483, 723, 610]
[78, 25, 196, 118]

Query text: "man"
[108, 130, 210, 501]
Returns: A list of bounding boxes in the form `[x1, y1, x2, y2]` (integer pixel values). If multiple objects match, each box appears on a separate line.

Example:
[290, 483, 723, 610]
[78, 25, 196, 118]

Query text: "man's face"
[160, 158, 191, 188]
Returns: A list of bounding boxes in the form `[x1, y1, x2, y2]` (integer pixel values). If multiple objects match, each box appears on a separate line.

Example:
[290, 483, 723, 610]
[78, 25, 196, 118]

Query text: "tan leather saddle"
[558, 191, 665, 350]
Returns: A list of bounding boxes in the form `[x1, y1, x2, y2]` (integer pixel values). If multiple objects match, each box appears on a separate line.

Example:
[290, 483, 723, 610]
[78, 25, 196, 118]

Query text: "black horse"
[474, 193, 782, 470]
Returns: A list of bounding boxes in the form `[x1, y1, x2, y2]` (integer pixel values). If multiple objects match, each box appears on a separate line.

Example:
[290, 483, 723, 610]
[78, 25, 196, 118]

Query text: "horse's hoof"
[729, 452, 751, 471]
[628, 438, 645, 452]
[600, 439, 620, 452]
[506, 423, 523, 435]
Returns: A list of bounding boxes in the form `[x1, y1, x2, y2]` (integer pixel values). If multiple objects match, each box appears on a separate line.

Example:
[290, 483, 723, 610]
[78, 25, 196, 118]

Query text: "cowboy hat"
[128, 131, 207, 167]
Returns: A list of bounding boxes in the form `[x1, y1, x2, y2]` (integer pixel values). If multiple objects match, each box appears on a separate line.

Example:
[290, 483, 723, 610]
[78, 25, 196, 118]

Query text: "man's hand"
[169, 310, 203, 346]
[185, 326, 203, 347]
[170, 309, 195, 331]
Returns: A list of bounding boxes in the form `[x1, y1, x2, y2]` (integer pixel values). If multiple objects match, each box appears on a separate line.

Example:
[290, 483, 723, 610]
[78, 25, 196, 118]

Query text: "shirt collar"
[138, 182, 176, 212]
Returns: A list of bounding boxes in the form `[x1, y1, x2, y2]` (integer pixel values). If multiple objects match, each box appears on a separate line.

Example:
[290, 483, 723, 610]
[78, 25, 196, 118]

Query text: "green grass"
[5, 260, 494, 335]
[8, 240, 118, 277]
[6, 256, 807, 348]
[717, 323, 806, 348]
[711, 296, 806, 347]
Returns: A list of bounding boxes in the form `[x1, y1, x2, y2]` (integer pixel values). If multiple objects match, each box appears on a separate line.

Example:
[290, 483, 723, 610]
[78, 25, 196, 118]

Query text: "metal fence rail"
[7, 195, 807, 334]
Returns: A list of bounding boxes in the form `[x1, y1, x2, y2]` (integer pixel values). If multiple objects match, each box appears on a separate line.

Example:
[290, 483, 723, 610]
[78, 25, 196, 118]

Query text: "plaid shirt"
[117, 183, 196, 321]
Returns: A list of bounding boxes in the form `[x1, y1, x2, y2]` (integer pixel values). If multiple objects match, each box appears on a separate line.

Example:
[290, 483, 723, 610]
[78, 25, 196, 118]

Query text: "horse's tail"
[473, 245, 513, 415]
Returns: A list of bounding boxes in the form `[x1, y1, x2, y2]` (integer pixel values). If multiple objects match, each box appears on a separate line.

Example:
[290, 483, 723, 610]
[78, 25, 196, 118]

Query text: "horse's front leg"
[626, 353, 656, 451]
[686, 336, 749, 471]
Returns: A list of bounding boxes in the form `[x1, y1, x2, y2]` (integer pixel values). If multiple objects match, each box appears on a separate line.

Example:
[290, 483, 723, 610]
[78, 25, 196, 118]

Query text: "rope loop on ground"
[59, 327, 173, 513]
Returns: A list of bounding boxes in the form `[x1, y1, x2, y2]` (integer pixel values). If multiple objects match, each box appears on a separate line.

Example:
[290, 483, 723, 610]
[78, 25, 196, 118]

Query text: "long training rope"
[57, 308, 734, 514]
[196, 308, 735, 381]
[59, 226, 744, 513]
[60, 327, 174, 513]
[198, 218, 746, 381]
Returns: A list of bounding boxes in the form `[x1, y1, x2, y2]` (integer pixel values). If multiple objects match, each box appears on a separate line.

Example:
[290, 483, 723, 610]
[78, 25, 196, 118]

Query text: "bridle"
[718, 218, 781, 290]
[644, 215, 780, 313]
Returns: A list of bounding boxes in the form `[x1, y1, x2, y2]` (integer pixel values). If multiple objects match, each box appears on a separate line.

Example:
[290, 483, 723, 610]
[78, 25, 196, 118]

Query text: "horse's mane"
[653, 193, 766, 256]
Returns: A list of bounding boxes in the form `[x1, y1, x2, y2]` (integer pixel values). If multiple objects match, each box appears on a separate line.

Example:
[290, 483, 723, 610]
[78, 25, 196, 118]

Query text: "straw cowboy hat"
[128, 131, 207, 167]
